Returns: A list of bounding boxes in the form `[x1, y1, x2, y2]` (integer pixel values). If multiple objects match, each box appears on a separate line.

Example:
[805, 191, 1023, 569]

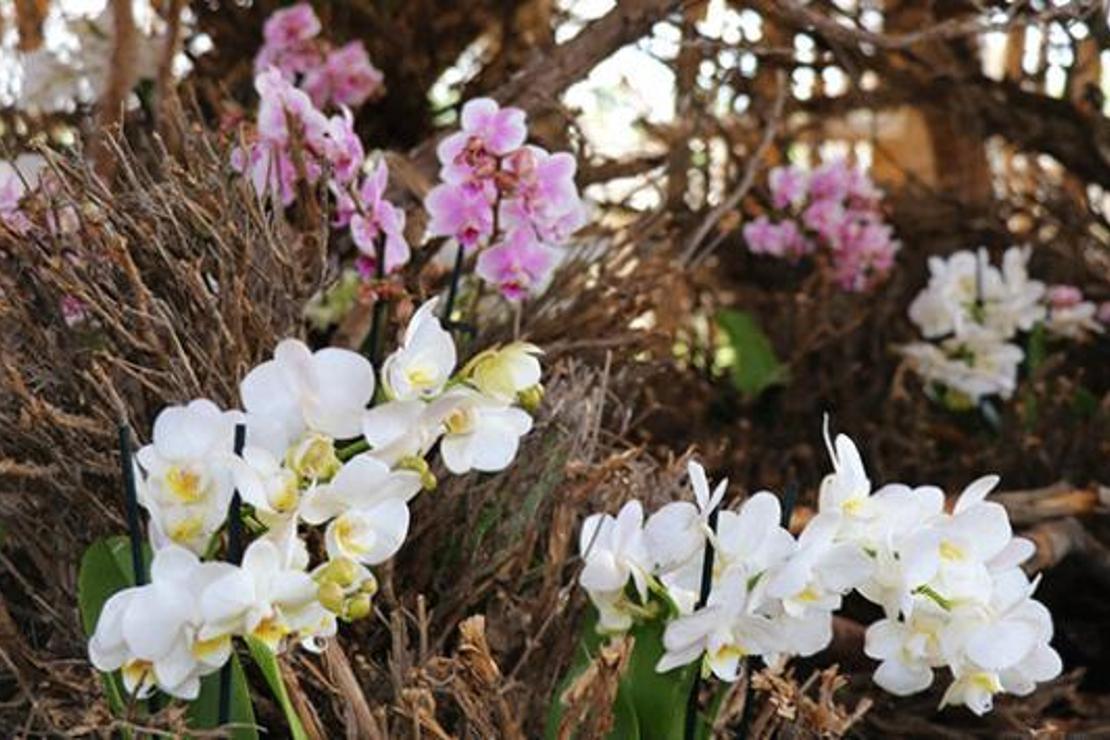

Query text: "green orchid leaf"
[245, 636, 309, 740]
[188, 656, 259, 739]
[716, 309, 788, 399]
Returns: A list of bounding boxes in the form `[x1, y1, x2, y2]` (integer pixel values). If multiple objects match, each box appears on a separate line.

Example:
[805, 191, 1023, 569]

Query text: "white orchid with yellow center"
[199, 538, 327, 652]
[575, 422, 1062, 717]
[300, 455, 421, 565]
[381, 298, 457, 401]
[461, 341, 543, 404]
[644, 461, 727, 574]
[241, 339, 375, 456]
[89, 546, 234, 700]
[437, 388, 533, 474]
[135, 399, 239, 553]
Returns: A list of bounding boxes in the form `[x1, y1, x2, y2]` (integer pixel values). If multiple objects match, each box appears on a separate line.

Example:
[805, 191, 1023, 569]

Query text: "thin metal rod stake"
[684, 503, 720, 740]
[361, 234, 388, 367]
[117, 424, 146, 587]
[218, 423, 247, 726]
[442, 242, 465, 326]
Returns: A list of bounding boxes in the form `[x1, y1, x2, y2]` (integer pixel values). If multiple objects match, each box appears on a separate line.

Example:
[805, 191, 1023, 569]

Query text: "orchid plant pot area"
[1, 1, 1109, 738]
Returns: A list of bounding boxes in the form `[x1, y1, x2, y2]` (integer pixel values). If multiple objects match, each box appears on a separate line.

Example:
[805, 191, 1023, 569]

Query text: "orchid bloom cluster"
[742, 159, 900, 292]
[424, 98, 587, 301]
[231, 64, 410, 273]
[89, 298, 543, 700]
[254, 3, 383, 110]
[902, 246, 1105, 407]
[577, 422, 1061, 716]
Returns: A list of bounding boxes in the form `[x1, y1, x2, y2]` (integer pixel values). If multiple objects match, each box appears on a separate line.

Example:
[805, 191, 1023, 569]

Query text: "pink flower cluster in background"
[424, 98, 586, 301]
[232, 68, 409, 272]
[231, 68, 363, 205]
[742, 158, 899, 293]
[254, 3, 383, 110]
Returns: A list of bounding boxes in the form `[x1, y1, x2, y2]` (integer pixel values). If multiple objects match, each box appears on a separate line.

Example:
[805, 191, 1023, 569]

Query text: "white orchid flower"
[817, 422, 875, 529]
[991, 245, 1046, 337]
[381, 298, 457, 401]
[437, 389, 533, 474]
[863, 600, 948, 696]
[579, 500, 652, 604]
[461, 341, 543, 403]
[939, 666, 1005, 715]
[135, 399, 239, 553]
[908, 249, 998, 338]
[857, 527, 943, 619]
[241, 339, 375, 454]
[361, 398, 443, 466]
[199, 538, 321, 651]
[928, 475, 1011, 602]
[232, 445, 302, 522]
[301, 454, 422, 522]
[768, 609, 835, 661]
[713, 491, 796, 579]
[297, 455, 420, 566]
[656, 569, 777, 680]
[764, 512, 873, 617]
[644, 461, 727, 574]
[89, 546, 234, 700]
[940, 569, 1059, 683]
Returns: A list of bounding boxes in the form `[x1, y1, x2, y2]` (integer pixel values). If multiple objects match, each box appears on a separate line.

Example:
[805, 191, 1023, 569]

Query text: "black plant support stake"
[118, 424, 146, 587]
[684, 503, 720, 740]
[442, 241, 466, 326]
[361, 233, 388, 368]
[218, 423, 247, 727]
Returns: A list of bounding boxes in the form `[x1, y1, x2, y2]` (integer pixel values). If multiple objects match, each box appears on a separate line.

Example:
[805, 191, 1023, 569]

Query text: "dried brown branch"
[681, 70, 788, 266]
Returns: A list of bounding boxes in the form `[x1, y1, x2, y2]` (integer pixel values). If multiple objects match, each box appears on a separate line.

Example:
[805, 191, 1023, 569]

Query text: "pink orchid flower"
[436, 98, 527, 185]
[830, 220, 899, 292]
[321, 109, 364, 184]
[1046, 284, 1084, 309]
[497, 146, 584, 243]
[255, 67, 329, 148]
[807, 159, 852, 203]
[425, 182, 494, 250]
[475, 228, 559, 301]
[304, 42, 384, 109]
[347, 161, 410, 273]
[769, 165, 808, 210]
[802, 198, 847, 242]
[262, 3, 321, 48]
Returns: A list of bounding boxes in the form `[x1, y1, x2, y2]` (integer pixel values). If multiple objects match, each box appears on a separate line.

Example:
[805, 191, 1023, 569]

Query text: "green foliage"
[188, 657, 259, 739]
[1026, 322, 1047, 373]
[716, 309, 788, 399]
[78, 536, 148, 718]
[246, 636, 310, 740]
[80, 537, 259, 737]
[546, 611, 708, 740]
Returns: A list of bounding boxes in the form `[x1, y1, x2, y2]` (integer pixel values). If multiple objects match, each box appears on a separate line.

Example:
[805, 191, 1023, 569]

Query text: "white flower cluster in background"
[89, 298, 543, 699]
[902, 246, 1104, 406]
[577, 421, 1061, 716]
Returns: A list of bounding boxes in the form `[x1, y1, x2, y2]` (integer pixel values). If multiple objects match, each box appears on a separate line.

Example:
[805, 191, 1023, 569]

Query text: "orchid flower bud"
[286, 432, 342, 482]
[517, 383, 544, 414]
[344, 593, 372, 621]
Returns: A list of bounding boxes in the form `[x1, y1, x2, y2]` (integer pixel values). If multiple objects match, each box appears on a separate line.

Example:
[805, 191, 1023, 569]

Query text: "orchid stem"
[218, 423, 247, 727]
[684, 503, 720, 740]
[117, 424, 146, 587]
[442, 242, 465, 328]
[362, 234, 388, 368]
